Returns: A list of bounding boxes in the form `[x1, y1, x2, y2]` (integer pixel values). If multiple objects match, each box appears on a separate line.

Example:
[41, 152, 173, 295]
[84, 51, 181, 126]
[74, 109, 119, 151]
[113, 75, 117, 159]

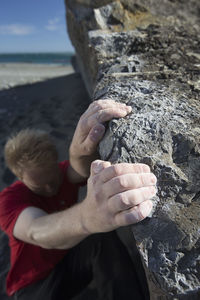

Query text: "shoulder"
[0, 181, 32, 235]
[0, 181, 30, 201]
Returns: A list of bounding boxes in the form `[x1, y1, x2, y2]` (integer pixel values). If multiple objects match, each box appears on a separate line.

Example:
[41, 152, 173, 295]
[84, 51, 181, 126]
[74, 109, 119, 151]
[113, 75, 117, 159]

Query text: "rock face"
[65, 0, 200, 299]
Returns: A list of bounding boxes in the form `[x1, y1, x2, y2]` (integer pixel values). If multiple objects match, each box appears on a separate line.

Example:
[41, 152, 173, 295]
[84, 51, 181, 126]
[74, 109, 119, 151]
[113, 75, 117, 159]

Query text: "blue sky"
[0, 0, 74, 53]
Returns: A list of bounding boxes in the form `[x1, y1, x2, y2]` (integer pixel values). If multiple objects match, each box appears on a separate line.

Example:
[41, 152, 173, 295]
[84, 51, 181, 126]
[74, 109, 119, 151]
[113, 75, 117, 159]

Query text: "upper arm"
[13, 206, 47, 245]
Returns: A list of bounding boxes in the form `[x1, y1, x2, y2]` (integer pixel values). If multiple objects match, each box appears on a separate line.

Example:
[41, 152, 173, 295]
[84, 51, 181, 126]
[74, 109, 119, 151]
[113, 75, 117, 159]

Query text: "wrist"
[79, 201, 93, 235]
[69, 156, 89, 178]
[69, 144, 86, 176]
[69, 149, 99, 179]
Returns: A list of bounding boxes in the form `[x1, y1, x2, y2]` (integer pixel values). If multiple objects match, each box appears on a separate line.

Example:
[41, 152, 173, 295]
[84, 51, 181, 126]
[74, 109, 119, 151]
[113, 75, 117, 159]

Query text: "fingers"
[82, 105, 130, 153]
[87, 124, 105, 150]
[99, 163, 151, 183]
[90, 161, 156, 197]
[115, 200, 153, 226]
[80, 100, 132, 133]
[72, 100, 132, 158]
[81, 99, 132, 120]
[108, 186, 156, 213]
[104, 172, 157, 198]
[90, 160, 111, 176]
[79, 125, 106, 155]
[85, 107, 131, 129]
[88, 160, 156, 230]
[89, 124, 106, 142]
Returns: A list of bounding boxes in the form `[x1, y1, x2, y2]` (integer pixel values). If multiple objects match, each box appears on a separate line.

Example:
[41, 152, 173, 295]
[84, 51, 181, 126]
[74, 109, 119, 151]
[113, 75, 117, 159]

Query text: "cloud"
[0, 24, 35, 35]
[45, 17, 60, 31]
[45, 17, 65, 32]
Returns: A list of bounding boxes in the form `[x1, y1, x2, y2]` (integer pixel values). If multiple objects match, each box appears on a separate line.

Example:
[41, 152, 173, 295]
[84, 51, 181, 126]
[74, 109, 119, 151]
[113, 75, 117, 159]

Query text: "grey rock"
[96, 77, 200, 298]
[65, 0, 200, 298]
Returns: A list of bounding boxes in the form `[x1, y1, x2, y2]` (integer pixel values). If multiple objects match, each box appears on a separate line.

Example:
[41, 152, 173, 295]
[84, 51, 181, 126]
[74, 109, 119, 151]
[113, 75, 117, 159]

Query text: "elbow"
[27, 226, 35, 243]
[27, 227, 53, 249]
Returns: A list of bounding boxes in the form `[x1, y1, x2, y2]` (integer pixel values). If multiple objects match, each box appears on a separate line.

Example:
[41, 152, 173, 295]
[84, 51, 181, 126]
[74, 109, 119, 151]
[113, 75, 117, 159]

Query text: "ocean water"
[0, 52, 74, 65]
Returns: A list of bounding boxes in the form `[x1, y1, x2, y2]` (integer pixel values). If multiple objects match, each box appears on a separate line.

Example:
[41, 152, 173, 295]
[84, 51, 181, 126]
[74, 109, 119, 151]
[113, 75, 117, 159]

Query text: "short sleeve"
[0, 184, 31, 237]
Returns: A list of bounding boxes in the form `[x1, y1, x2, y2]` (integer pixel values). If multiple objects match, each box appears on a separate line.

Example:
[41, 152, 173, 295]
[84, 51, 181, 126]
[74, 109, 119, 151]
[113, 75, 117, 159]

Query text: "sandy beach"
[0, 63, 74, 90]
[0, 63, 90, 299]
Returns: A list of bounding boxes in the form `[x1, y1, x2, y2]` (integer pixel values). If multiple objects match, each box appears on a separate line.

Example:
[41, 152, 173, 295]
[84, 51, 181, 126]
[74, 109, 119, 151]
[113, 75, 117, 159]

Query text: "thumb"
[83, 124, 106, 154]
[90, 160, 111, 176]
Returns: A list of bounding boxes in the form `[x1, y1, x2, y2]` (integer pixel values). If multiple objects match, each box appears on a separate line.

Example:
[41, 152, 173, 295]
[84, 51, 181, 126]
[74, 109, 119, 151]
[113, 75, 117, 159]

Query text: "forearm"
[28, 202, 89, 249]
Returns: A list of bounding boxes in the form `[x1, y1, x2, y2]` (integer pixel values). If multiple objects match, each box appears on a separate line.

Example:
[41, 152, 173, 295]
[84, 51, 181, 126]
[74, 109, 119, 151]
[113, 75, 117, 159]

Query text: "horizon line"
[0, 51, 75, 54]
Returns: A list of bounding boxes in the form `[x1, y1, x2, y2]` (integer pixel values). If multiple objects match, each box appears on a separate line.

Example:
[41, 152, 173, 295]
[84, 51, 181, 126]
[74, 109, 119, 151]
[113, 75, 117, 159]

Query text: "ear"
[15, 168, 23, 181]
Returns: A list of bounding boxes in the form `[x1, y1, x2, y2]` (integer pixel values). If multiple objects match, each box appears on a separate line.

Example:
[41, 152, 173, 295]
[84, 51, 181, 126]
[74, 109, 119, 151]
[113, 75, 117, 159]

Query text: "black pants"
[14, 231, 145, 300]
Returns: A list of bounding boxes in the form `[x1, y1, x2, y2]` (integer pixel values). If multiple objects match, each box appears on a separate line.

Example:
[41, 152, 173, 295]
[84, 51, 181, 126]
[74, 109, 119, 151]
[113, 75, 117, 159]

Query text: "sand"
[0, 63, 90, 299]
[0, 63, 74, 90]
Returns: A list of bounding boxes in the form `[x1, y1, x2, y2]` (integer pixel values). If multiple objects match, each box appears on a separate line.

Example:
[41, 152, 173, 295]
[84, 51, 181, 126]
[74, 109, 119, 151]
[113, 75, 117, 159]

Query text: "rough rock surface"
[65, 0, 200, 299]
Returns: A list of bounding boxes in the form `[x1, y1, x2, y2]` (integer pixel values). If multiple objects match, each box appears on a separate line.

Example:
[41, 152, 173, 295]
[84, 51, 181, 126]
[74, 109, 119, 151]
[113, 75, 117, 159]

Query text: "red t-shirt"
[0, 161, 81, 296]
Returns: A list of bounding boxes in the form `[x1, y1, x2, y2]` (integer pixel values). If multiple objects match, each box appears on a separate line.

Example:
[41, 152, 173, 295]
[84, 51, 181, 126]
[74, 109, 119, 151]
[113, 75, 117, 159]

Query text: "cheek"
[22, 178, 41, 192]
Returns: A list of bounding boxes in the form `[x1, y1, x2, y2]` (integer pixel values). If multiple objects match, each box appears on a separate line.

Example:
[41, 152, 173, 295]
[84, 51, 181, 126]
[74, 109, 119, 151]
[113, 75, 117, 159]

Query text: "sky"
[0, 0, 74, 53]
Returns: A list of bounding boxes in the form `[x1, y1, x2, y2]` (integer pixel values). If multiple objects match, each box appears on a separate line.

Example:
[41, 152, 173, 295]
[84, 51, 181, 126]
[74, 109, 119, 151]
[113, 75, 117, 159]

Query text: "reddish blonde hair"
[4, 129, 58, 178]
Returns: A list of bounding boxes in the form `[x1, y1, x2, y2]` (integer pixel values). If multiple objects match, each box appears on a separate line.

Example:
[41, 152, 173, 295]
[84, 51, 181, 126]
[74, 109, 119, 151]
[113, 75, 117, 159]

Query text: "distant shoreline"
[0, 63, 75, 90]
[0, 52, 75, 65]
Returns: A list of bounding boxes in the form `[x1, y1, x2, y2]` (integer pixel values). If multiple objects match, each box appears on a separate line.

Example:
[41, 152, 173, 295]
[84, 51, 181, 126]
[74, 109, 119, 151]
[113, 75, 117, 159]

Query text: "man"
[0, 99, 157, 300]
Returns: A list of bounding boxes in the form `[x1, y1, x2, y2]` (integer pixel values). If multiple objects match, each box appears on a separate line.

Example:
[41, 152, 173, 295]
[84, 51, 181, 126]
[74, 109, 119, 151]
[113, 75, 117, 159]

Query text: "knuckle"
[117, 193, 129, 209]
[91, 160, 97, 169]
[148, 186, 157, 198]
[96, 110, 102, 121]
[93, 100, 104, 108]
[140, 189, 148, 202]
[82, 144, 92, 154]
[96, 110, 107, 121]
[134, 164, 144, 173]
[115, 176, 127, 189]
[135, 164, 150, 173]
[111, 164, 122, 177]
[143, 164, 151, 173]
[89, 101, 96, 108]
[93, 189, 101, 201]
[129, 190, 139, 206]
[90, 174, 99, 186]
[79, 117, 86, 128]
[139, 174, 146, 186]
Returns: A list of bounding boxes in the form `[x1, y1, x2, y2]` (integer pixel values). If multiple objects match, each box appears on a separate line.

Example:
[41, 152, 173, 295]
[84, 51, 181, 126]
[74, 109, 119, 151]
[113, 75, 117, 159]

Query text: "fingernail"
[126, 106, 132, 112]
[91, 126, 105, 141]
[140, 201, 152, 218]
[121, 106, 132, 113]
[149, 185, 156, 196]
[150, 174, 157, 185]
[130, 210, 140, 222]
[120, 107, 130, 114]
[93, 161, 104, 174]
